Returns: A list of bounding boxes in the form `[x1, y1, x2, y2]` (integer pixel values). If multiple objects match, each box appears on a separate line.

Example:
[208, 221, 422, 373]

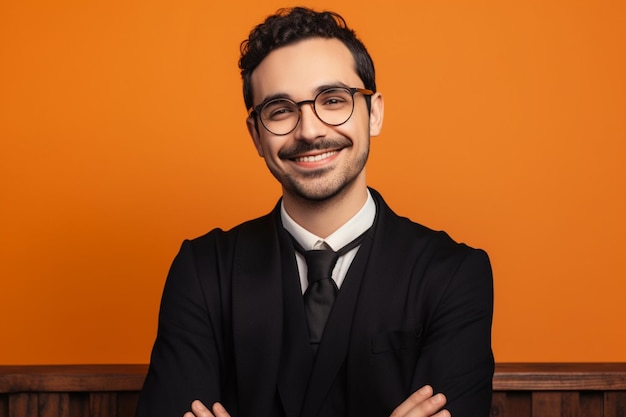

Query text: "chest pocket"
[367, 327, 424, 393]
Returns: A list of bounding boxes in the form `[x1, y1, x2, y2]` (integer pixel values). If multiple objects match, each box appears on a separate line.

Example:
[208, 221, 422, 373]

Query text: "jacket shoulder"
[373, 189, 484, 257]
[186, 209, 277, 254]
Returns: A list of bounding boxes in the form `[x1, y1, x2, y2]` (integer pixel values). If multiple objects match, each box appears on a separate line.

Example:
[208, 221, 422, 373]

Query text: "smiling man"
[136, 7, 494, 417]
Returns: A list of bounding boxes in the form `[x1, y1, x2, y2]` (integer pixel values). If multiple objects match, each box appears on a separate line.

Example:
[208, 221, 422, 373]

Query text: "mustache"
[278, 138, 352, 160]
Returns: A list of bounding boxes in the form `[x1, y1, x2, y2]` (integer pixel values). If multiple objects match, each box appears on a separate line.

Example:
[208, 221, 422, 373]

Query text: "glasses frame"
[248, 87, 374, 136]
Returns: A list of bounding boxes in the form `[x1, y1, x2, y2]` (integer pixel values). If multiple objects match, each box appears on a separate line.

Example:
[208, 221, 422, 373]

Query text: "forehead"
[250, 37, 361, 102]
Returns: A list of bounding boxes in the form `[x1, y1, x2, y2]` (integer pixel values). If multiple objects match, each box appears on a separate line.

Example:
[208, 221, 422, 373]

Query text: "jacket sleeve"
[412, 247, 495, 417]
[136, 239, 223, 417]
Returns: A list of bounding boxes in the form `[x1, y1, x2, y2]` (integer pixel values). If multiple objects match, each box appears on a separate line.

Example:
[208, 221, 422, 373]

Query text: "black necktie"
[292, 230, 368, 353]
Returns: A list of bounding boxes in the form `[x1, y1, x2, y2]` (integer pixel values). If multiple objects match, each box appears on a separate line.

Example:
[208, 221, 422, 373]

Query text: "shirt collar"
[281, 190, 376, 251]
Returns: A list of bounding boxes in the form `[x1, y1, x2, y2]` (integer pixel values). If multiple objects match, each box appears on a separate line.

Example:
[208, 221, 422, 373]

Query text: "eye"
[317, 89, 351, 109]
[324, 97, 345, 105]
[262, 99, 297, 120]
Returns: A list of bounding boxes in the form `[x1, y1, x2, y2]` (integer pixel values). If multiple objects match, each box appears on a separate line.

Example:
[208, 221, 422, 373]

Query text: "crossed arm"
[183, 385, 451, 417]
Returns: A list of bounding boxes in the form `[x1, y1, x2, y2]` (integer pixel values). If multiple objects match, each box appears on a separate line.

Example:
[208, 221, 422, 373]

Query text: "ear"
[368, 92, 384, 137]
[246, 116, 264, 157]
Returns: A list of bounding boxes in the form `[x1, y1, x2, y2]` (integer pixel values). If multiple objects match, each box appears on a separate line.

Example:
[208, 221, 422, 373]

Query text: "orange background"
[1, 0, 624, 365]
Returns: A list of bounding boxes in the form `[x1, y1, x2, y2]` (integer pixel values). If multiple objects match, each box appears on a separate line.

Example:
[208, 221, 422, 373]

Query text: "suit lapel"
[232, 209, 284, 417]
[342, 189, 433, 415]
[276, 225, 315, 417]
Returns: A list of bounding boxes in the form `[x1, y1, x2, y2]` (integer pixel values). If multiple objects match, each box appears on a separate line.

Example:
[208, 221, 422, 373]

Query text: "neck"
[282, 177, 368, 238]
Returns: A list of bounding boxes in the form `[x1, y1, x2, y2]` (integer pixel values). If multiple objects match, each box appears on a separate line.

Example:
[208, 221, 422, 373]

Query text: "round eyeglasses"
[248, 87, 374, 136]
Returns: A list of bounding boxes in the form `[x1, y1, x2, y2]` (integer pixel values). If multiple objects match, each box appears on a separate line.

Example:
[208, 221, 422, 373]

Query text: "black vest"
[275, 219, 375, 417]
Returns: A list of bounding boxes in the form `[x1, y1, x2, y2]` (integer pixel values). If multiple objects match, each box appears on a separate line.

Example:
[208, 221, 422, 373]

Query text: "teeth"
[295, 151, 337, 163]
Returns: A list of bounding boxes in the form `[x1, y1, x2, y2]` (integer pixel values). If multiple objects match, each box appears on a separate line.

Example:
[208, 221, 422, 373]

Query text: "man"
[136, 7, 494, 417]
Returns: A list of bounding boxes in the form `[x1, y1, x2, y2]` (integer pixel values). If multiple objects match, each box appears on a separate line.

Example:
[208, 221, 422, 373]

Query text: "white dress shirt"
[281, 190, 376, 293]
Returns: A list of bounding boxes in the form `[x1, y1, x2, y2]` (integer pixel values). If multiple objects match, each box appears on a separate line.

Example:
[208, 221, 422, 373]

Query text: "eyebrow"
[257, 82, 353, 105]
[314, 82, 352, 94]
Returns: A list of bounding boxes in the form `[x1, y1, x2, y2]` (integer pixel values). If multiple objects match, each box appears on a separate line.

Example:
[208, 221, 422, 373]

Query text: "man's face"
[246, 37, 383, 203]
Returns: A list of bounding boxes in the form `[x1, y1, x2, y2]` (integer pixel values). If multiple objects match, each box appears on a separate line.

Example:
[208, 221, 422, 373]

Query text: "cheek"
[260, 137, 285, 160]
[351, 107, 372, 129]
[336, 116, 369, 141]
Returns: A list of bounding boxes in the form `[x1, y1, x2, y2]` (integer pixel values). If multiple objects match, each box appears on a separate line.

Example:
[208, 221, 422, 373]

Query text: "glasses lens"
[260, 99, 299, 135]
[315, 88, 354, 126]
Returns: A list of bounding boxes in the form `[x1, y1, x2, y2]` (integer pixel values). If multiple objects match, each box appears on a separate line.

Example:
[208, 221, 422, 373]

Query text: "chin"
[288, 176, 358, 203]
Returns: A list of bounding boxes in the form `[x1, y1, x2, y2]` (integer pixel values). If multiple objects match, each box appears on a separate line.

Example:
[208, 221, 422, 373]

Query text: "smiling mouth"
[293, 150, 338, 163]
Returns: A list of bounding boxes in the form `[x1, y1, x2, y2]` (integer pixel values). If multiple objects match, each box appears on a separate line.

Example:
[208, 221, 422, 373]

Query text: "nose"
[295, 102, 328, 142]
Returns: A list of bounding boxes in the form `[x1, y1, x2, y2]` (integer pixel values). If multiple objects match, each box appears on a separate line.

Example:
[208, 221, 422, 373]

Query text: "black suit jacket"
[136, 189, 494, 417]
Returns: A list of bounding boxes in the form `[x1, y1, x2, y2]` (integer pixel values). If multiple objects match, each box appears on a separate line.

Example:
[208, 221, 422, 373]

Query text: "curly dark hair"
[239, 7, 376, 111]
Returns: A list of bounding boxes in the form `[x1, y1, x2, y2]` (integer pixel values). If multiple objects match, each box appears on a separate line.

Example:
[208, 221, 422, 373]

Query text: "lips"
[293, 150, 338, 163]
[279, 138, 352, 162]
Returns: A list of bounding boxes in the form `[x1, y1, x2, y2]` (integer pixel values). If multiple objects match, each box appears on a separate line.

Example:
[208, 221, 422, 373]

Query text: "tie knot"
[303, 249, 339, 284]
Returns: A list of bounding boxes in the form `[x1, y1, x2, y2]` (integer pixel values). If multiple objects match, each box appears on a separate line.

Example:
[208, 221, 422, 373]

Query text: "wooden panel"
[90, 393, 116, 417]
[579, 391, 604, 417]
[532, 392, 562, 417]
[39, 393, 69, 417]
[489, 392, 507, 417]
[9, 393, 38, 417]
[490, 391, 531, 417]
[559, 392, 581, 417]
[604, 391, 626, 417]
[528, 391, 609, 417]
[0, 395, 8, 417]
[116, 392, 140, 417]
[68, 393, 89, 417]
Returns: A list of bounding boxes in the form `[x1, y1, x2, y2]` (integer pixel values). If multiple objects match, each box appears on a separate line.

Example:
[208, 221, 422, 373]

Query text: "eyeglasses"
[248, 87, 374, 136]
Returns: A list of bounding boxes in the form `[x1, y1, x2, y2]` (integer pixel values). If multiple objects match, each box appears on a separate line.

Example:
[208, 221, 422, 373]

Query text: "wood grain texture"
[39, 393, 69, 417]
[9, 393, 38, 417]
[89, 393, 115, 417]
[604, 391, 626, 417]
[0, 365, 148, 393]
[68, 393, 89, 417]
[490, 391, 531, 417]
[579, 391, 604, 417]
[2, 363, 625, 392]
[0, 395, 8, 417]
[494, 363, 626, 390]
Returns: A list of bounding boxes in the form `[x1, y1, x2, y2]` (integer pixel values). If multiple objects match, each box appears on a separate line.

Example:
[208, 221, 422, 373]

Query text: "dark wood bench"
[1, 363, 625, 416]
